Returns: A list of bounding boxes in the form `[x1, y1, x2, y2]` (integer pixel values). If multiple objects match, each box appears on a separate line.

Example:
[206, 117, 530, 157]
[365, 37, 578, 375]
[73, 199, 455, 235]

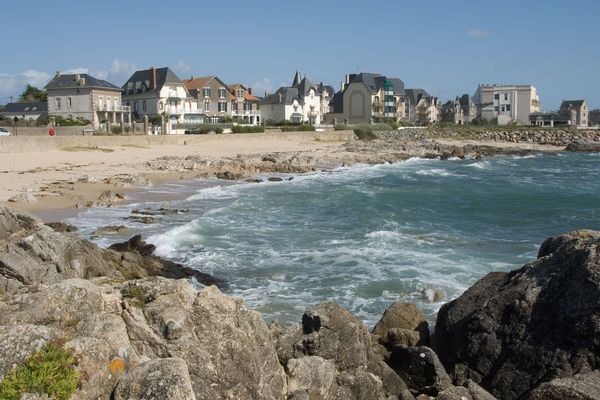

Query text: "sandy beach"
[0, 131, 352, 215]
[0, 129, 575, 220]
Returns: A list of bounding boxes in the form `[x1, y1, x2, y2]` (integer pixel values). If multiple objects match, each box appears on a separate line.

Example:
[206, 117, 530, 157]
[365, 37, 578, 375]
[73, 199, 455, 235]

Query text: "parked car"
[0, 127, 12, 136]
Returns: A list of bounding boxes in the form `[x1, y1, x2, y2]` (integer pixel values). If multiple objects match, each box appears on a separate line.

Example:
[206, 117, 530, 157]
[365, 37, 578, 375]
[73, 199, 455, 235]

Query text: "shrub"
[123, 284, 146, 306]
[354, 127, 377, 141]
[232, 125, 264, 133]
[334, 124, 348, 131]
[280, 125, 316, 132]
[111, 126, 130, 135]
[0, 341, 80, 400]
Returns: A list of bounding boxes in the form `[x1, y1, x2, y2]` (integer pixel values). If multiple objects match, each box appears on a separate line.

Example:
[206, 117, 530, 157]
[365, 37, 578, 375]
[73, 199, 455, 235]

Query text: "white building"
[259, 70, 333, 125]
[122, 67, 201, 132]
[473, 84, 540, 125]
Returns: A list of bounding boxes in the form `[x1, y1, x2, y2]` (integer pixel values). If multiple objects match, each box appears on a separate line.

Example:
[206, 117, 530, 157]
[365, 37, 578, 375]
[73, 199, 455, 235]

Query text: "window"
[202, 87, 211, 97]
[67, 97, 72, 108]
[159, 102, 163, 110]
[55, 98, 61, 109]
[218, 87, 226, 98]
[204, 100, 210, 112]
[142, 100, 147, 112]
[504, 93, 509, 101]
[494, 94, 500, 100]
[506, 105, 511, 112]
[218, 101, 227, 112]
[134, 101, 138, 112]
[231, 101, 237, 111]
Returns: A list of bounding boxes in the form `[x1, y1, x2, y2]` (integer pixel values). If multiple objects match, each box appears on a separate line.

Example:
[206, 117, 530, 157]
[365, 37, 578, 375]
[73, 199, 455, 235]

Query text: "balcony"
[98, 105, 131, 113]
[232, 109, 260, 117]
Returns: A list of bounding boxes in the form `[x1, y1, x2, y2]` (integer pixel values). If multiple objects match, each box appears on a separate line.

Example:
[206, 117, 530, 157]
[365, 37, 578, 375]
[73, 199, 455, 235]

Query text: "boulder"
[388, 346, 453, 397]
[45, 221, 78, 233]
[372, 302, 429, 347]
[286, 356, 338, 399]
[434, 230, 600, 399]
[8, 192, 37, 203]
[113, 358, 196, 400]
[530, 370, 600, 400]
[565, 141, 600, 152]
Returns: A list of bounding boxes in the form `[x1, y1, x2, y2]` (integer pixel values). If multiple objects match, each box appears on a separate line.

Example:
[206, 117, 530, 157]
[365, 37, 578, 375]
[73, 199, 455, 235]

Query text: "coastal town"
[0, 66, 597, 135]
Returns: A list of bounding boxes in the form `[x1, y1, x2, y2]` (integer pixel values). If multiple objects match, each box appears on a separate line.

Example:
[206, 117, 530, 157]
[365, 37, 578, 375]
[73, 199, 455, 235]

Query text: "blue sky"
[1, 0, 599, 109]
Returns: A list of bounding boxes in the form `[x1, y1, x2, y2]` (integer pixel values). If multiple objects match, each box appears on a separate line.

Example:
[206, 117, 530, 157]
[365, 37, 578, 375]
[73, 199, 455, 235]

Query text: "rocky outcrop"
[565, 140, 600, 152]
[0, 206, 221, 295]
[2, 206, 599, 399]
[434, 230, 600, 400]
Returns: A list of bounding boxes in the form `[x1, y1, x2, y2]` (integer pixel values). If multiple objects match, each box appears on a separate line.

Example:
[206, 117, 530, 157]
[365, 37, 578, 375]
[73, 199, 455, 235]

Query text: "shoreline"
[0, 130, 574, 221]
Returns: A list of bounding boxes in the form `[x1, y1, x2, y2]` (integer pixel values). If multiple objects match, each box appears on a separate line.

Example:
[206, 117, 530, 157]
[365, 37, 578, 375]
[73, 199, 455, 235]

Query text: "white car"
[0, 127, 12, 136]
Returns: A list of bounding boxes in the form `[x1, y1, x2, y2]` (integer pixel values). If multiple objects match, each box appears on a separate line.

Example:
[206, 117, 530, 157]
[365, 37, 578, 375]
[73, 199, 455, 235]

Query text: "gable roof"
[561, 100, 586, 108]
[346, 73, 405, 96]
[45, 73, 120, 91]
[122, 67, 183, 94]
[184, 76, 220, 90]
[405, 88, 431, 105]
[2, 102, 48, 114]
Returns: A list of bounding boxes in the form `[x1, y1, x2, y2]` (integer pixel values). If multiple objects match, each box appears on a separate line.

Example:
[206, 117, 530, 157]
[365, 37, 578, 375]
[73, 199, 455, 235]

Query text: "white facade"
[474, 84, 540, 125]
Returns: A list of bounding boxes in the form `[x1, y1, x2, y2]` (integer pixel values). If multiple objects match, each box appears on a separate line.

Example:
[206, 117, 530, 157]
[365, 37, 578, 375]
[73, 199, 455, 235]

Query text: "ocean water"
[68, 152, 600, 327]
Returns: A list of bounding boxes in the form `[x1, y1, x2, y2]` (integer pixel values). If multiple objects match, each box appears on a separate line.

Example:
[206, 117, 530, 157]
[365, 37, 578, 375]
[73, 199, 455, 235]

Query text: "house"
[559, 100, 588, 127]
[473, 84, 540, 125]
[183, 76, 234, 124]
[45, 72, 130, 130]
[441, 98, 464, 125]
[260, 70, 332, 124]
[458, 94, 478, 123]
[405, 89, 440, 125]
[122, 67, 201, 131]
[529, 112, 569, 127]
[0, 102, 47, 121]
[227, 83, 261, 125]
[589, 109, 600, 126]
[325, 72, 406, 124]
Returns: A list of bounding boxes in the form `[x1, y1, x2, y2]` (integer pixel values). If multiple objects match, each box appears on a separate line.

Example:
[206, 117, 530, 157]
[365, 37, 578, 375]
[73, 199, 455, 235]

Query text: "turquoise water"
[69, 152, 600, 326]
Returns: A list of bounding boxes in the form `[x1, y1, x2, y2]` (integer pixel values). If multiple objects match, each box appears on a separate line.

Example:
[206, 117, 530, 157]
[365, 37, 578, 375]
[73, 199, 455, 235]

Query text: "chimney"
[149, 67, 157, 90]
[265, 91, 270, 97]
[75, 74, 81, 82]
[80, 77, 86, 86]
[247, 87, 252, 95]
[278, 93, 283, 102]
[190, 75, 194, 81]
[55, 70, 61, 78]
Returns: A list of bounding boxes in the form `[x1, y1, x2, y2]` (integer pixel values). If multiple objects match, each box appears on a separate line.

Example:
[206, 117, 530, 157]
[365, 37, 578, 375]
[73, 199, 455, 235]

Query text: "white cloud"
[251, 78, 272, 96]
[467, 29, 489, 38]
[21, 70, 51, 87]
[174, 60, 191, 75]
[63, 67, 89, 74]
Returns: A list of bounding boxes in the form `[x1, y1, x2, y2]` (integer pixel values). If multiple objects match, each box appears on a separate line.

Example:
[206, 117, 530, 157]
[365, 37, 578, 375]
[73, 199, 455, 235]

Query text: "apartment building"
[473, 84, 540, 125]
[559, 100, 588, 127]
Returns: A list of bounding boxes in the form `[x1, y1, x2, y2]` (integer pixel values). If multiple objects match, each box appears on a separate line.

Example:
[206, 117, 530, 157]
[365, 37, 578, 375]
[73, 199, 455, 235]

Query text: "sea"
[67, 152, 600, 327]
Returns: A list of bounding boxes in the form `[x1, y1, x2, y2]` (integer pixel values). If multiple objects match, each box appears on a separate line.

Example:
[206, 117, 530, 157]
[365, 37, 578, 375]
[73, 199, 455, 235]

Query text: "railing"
[232, 110, 260, 116]
[98, 105, 131, 112]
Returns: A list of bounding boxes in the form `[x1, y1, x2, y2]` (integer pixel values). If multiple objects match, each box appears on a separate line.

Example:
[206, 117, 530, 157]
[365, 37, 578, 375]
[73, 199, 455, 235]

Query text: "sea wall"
[0, 130, 355, 154]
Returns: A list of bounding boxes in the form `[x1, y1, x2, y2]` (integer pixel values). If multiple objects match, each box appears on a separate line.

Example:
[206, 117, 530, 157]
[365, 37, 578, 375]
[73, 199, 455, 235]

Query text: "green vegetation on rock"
[0, 341, 80, 400]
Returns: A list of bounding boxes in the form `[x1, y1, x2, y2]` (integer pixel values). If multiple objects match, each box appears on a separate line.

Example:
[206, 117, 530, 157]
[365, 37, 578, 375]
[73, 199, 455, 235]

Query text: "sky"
[1, 0, 599, 110]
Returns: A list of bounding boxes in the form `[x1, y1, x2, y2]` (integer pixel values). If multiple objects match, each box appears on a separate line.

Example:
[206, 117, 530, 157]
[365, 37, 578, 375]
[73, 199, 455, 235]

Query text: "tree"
[19, 84, 47, 103]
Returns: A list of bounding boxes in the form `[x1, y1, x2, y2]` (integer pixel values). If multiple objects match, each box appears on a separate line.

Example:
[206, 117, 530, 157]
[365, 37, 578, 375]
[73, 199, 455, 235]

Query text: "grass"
[123, 285, 146, 306]
[0, 341, 80, 400]
[62, 146, 114, 153]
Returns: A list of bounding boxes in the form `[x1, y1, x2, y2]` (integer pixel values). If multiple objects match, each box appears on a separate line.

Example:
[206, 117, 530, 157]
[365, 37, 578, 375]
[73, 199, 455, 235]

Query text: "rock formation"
[434, 230, 600, 400]
[1, 206, 599, 399]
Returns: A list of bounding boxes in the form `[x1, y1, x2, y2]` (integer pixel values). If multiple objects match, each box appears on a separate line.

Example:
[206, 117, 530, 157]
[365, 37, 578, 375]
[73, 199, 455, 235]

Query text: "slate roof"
[260, 87, 300, 105]
[405, 88, 431, 106]
[2, 102, 47, 114]
[329, 92, 344, 113]
[123, 67, 183, 94]
[45, 73, 120, 91]
[560, 100, 586, 108]
[459, 94, 475, 108]
[346, 73, 405, 95]
[292, 69, 302, 87]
